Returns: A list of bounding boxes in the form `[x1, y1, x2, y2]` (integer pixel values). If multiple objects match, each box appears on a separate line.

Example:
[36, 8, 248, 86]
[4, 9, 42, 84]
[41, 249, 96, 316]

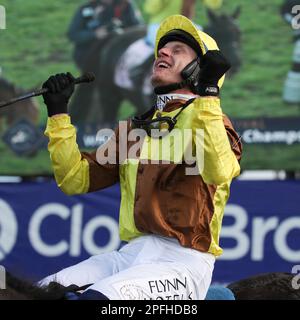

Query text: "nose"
[158, 46, 171, 58]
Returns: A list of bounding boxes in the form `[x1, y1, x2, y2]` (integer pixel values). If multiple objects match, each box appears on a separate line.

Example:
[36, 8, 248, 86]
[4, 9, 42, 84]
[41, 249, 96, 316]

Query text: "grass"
[0, 141, 51, 175]
[0, 0, 299, 174]
[196, 0, 299, 117]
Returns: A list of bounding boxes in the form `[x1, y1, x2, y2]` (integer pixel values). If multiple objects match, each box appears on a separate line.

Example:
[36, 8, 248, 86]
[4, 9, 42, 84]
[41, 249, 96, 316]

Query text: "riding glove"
[197, 50, 231, 97]
[42, 72, 75, 117]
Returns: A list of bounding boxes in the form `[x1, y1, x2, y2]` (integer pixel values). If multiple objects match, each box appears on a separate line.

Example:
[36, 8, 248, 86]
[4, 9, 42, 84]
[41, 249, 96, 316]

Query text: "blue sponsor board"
[0, 180, 299, 284]
[216, 180, 300, 283]
[0, 181, 121, 281]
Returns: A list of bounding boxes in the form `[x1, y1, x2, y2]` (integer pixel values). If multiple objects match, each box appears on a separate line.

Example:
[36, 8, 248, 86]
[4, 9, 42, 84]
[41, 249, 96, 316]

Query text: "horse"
[0, 272, 70, 300]
[203, 7, 242, 76]
[1, 271, 299, 300]
[0, 77, 39, 132]
[69, 8, 242, 128]
[228, 272, 300, 300]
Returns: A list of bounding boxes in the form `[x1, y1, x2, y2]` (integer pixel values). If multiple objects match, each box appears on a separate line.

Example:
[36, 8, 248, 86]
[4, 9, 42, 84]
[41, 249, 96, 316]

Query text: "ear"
[232, 6, 241, 19]
[207, 8, 218, 22]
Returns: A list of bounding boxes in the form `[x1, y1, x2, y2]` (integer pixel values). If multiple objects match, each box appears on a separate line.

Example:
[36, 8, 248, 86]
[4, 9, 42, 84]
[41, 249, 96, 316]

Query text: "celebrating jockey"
[39, 14, 242, 300]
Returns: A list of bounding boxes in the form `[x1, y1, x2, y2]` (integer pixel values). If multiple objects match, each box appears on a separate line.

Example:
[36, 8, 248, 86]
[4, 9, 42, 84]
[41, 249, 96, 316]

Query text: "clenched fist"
[198, 50, 231, 96]
[42, 72, 75, 117]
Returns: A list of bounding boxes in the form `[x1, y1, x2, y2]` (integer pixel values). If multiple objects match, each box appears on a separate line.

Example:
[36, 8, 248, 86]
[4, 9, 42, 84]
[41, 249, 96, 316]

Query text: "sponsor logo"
[119, 284, 152, 300]
[113, 276, 193, 300]
[0, 199, 120, 259]
[148, 277, 193, 300]
[28, 203, 120, 257]
[3, 119, 44, 156]
[221, 204, 300, 262]
[242, 129, 300, 145]
[1, 198, 299, 268]
[205, 86, 218, 94]
[156, 94, 196, 110]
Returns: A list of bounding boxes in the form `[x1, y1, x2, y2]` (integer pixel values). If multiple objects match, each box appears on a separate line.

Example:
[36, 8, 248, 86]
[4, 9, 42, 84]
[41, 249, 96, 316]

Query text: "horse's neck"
[0, 78, 17, 102]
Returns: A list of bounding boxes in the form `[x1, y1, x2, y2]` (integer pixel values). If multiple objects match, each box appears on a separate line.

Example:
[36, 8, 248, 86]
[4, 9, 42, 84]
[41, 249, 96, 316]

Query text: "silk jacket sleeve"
[44, 115, 119, 195]
[192, 97, 241, 185]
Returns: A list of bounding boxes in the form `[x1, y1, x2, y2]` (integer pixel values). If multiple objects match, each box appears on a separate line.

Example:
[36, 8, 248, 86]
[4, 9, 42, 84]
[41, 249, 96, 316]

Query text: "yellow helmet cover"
[155, 14, 225, 88]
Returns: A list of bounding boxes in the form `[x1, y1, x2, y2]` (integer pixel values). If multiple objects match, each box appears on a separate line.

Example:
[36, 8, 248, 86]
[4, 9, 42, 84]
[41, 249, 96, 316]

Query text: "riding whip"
[0, 72, 95, 109]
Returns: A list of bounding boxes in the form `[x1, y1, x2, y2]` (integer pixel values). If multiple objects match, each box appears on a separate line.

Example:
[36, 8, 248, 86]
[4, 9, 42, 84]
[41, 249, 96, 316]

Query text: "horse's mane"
[1, 272, 70, 300]
[228, 272, 300, 300]
[0, 77, 29, 96]
[0, 77, 16, 93]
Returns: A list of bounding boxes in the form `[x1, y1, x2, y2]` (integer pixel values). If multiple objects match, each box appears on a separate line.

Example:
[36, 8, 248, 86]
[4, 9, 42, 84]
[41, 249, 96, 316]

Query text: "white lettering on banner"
[274, 218, 300, 261]
[1, 198, 299, 262]
[252, 217, 278, 261]
[82, 216, 120, 255]
[28, 203, 120, 257]
[220, 204, 250, 260]
[242, 129, 300, 145]
[291, 265, 300, 289]
[221, 204, 300, 262]
[69, 204, 83, 257]
[28, 204, 69, 256]
[0, 199, 18, 261]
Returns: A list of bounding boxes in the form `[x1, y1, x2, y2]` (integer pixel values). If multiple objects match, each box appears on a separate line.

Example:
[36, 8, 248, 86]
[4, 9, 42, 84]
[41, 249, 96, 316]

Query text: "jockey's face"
[151, 41, 197, 89]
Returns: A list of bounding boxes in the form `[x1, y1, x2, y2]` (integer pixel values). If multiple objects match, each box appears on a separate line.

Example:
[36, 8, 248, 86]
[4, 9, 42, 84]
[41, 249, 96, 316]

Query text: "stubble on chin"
[151, 72, 167, 88]
[150, 74, 159, 87]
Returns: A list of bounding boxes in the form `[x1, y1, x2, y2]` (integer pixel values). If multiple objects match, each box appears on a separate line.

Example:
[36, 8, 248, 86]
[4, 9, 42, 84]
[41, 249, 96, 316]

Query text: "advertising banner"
[0, 180, 299, 285]
[1, 0, 300, 174]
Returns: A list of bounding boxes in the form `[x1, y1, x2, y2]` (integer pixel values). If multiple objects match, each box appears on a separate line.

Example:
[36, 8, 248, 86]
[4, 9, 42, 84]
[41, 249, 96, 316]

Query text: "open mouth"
[157, 61, 171, 69]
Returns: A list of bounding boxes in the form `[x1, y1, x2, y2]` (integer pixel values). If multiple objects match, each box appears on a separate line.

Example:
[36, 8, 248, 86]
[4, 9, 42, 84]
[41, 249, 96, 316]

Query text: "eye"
[173, 48, 182, 54]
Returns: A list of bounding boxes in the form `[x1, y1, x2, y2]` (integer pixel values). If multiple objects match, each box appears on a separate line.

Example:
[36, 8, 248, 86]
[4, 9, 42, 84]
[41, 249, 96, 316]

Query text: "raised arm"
[192, 50, 241, 184]
[42, 73, 119, 195]
[192, 97, 241, 185]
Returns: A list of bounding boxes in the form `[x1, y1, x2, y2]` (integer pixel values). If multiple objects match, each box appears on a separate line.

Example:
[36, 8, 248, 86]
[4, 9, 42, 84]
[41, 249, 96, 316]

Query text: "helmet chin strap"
[154, 79, 190, 95]
[154, 58, 201, 95]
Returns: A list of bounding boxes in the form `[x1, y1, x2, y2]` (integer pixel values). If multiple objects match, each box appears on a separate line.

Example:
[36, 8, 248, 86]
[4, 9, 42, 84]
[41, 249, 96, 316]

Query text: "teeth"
[158, 62, 170, 68]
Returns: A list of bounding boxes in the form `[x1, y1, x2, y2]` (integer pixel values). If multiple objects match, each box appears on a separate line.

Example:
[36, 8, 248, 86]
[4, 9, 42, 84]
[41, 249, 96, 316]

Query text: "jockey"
[67, 0, 143, 125]
[39, 14, 242, 300]
[67, 0, 142, 70]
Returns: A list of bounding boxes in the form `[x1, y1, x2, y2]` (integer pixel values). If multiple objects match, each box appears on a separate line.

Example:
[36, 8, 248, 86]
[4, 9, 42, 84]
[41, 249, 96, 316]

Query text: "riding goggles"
[131, 98, 195, 139]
